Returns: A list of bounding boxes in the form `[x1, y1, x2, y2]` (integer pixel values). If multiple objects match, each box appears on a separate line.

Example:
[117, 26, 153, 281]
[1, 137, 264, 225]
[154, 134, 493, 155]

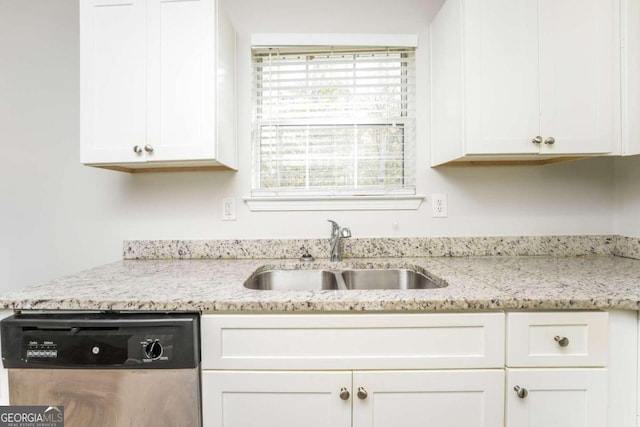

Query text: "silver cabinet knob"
[133, 145, 143, 154]
[339, 387, 350, 401]
[532, 136, 543, 144]
[357, 387, 368, 400]
[144, 144, 154, 153]
[544, 136, 555, 145]
[554, 336, 569, 347]
[514, 386, 528, 399]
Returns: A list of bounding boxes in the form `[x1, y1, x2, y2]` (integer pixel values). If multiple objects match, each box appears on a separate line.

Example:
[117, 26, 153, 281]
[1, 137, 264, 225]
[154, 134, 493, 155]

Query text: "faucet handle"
[340, 227, 352, 238]
[327, 219, 340, 236]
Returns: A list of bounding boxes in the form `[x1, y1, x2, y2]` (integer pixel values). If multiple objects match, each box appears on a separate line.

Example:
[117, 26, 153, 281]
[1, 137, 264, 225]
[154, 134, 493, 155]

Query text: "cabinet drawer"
[507, 312, 608, 367]
[202, 313, 505, 370]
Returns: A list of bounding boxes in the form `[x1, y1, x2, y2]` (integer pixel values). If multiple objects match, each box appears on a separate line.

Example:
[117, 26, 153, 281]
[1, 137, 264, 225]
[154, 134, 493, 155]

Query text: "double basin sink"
[245, 268, 445, 291]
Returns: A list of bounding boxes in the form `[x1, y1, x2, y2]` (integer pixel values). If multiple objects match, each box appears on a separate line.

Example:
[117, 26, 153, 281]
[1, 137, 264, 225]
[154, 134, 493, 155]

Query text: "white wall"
[615, 156, 640, 237]
[0, 0, 131, 291]
[0, 0, 618, 292]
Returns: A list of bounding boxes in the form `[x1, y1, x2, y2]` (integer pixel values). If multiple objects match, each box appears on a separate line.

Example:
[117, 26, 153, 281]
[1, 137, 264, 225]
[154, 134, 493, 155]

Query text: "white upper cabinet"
[623, 0, 640, 155]
[430, 0, 619, 166]
[80, 0, 237, 172]
[463, 0, 540, 157]
[80, 0, 147, 166]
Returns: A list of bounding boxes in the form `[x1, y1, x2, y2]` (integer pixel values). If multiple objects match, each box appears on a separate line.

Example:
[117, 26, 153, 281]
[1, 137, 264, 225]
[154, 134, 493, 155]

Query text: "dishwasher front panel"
[9, 367, 201, 427]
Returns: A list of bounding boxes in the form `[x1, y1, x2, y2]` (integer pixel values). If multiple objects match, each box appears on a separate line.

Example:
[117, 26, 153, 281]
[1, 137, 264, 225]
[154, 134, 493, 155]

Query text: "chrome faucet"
[328, 220, 351, 262]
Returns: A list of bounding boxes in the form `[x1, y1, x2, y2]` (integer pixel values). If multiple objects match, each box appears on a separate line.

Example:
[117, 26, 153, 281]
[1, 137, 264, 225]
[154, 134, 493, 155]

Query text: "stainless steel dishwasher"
[1, 312, 201, 427]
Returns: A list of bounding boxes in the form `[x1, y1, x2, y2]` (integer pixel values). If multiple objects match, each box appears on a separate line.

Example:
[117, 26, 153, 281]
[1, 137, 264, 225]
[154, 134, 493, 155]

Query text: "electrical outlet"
[432, 193, 448, 218]
[222, 197, 236, 221]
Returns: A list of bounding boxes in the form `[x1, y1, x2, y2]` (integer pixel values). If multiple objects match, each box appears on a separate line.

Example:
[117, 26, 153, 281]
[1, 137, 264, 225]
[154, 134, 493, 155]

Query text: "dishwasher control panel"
[1, 313, 199, 369]
[26, 339, 58, 359]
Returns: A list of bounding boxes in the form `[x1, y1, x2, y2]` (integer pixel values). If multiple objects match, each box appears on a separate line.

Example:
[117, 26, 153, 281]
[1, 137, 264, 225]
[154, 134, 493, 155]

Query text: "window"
[251, 45, 416, 199]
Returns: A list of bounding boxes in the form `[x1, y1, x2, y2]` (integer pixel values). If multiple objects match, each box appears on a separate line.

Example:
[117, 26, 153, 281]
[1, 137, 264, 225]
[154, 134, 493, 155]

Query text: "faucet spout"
[328, 220, 351, 262]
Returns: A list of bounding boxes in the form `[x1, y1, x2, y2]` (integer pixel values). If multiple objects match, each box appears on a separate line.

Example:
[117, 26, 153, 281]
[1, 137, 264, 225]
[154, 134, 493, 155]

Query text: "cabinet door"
[202, 371, 351, 427]
[353, 370, 504, 427]
[464, 0, 540, 155]
[538, 0, 616, 155]
[506, 368, 607, 427]
[145, 0, 217, 162]
[623, 0, 640, 155]
[80, 0, 147, 165]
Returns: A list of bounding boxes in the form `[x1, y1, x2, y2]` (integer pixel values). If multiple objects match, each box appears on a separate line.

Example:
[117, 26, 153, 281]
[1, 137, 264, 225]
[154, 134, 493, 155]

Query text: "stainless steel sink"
[245, 270, 340, 291]
[341, 269, 441, 290]
[342, 269, 442, 290]
[244, 268, 445, 291]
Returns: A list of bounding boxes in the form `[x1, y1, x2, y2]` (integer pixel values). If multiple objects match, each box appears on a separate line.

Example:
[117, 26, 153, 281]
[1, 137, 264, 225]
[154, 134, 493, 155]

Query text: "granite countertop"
[2, 254, 640, 312]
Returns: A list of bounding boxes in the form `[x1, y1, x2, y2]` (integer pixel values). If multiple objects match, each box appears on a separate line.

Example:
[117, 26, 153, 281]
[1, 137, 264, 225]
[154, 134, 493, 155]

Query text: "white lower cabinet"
[505, 312, 609, 427]
[202, 371, 351, 427]
[202, 370, 504, 427]
[353, 370, 504, 427]
[506, 369, 607, 427]
[200, 311, 622, 427]
[201, 313, 505, 427]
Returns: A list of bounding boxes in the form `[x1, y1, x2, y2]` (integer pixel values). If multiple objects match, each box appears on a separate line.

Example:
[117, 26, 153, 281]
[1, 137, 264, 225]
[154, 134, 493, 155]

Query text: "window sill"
[244, 195, 425, 212]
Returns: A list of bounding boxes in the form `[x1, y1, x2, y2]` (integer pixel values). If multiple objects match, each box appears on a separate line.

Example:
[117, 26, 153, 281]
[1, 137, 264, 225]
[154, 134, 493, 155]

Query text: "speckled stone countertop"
[1, 254, 640, 312]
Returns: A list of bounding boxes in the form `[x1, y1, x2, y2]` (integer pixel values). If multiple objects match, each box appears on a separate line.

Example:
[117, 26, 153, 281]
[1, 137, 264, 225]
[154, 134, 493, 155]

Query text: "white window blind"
[252, 46, 416, 197]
